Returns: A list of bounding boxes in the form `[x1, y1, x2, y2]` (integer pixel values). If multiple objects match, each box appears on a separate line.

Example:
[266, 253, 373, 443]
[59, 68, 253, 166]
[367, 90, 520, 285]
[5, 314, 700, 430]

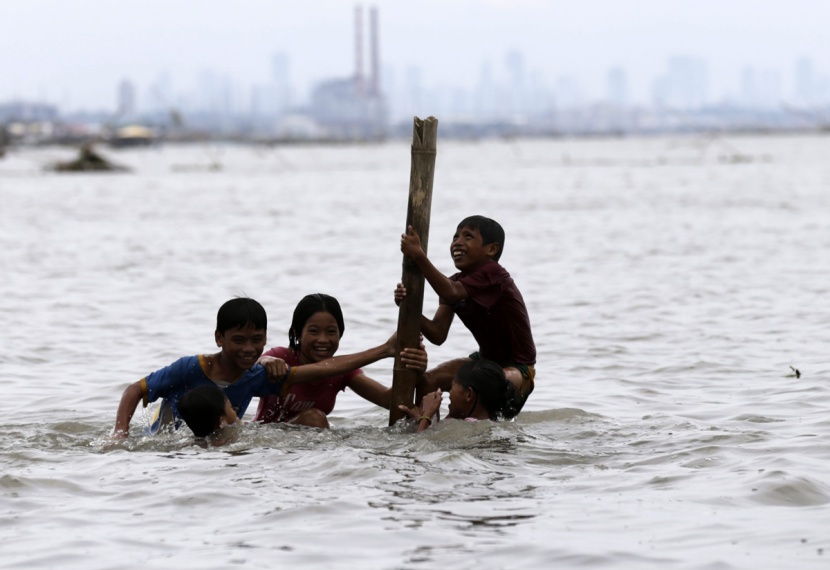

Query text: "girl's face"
[296, 311, 341, 364]
[447, 379, 473, 419]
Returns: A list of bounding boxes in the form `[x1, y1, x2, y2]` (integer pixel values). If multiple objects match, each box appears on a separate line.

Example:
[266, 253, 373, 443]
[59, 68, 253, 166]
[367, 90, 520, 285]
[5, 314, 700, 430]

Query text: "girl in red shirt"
[254, 293, 427, 428]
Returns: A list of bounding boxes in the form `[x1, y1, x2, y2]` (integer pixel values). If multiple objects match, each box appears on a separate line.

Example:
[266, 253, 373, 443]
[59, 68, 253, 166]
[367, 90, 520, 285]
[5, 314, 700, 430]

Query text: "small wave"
[731, 413, 784, 423]
[748, 473, 830, 507]
[517, 408, 603, 424]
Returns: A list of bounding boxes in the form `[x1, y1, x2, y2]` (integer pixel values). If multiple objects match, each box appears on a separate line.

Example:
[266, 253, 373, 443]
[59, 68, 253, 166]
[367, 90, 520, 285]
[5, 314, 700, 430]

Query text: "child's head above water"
[216, 297, 268, 334]
[288, 293, 345, 350]
[179, 384, 238, 438]
[457, 215, 505, 262]
[214, 298, 268, 371]
[450, 358, 521, 421]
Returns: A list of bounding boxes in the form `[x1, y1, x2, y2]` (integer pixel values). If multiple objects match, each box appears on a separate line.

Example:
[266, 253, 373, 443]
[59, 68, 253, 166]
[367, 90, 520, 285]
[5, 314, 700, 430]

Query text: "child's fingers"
[398, 404, 415, 418]
[400, 350, 428, 368]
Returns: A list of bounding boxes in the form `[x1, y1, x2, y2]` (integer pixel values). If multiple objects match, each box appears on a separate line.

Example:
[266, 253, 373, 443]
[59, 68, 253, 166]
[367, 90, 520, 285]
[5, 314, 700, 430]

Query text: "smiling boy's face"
[215, 324, 267, 371]
[450, 225, 500, 272]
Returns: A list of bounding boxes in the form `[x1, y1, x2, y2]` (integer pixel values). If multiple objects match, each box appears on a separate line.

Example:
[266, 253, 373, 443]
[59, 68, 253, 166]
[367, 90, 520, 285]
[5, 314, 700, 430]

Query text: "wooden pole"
[388, 116, 438, 426]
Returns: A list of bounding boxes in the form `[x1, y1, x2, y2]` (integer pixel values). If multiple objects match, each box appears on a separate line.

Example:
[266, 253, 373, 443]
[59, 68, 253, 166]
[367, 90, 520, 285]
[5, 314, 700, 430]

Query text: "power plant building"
[309, 6, 386, 140]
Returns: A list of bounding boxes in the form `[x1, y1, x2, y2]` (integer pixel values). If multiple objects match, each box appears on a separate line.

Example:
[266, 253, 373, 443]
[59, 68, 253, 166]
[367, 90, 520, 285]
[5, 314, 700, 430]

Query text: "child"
[398, 358, 522, 431]
[178, 384, 239, 438]
[254, 293, 428, 428]
[397, 215, 536, 413]
[112, 297, 401, 438]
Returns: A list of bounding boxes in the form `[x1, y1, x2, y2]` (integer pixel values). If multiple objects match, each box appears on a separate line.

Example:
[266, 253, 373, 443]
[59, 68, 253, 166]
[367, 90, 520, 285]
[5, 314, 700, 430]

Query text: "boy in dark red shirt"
[397, 215, 536, 414]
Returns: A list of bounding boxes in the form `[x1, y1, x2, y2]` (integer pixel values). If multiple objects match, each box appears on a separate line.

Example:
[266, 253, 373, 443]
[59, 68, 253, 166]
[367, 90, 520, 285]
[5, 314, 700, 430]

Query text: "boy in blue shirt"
[113, 297, 401, 438]
[397, 215, 536, 414]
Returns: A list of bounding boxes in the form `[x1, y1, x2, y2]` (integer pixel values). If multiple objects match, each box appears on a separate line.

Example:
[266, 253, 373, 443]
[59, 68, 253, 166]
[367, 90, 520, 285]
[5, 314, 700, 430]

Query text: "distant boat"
[50, 144, 128, 173]
[109, 125, 154, 148]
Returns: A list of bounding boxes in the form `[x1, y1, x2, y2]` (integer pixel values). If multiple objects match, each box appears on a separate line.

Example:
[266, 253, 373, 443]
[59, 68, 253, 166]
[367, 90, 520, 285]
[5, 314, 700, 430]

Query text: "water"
[1, 135, 829, 569]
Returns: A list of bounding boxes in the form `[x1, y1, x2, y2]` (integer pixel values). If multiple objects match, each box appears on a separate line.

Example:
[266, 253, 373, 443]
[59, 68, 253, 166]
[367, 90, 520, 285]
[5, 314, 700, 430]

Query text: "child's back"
[441, 258, 535, 367]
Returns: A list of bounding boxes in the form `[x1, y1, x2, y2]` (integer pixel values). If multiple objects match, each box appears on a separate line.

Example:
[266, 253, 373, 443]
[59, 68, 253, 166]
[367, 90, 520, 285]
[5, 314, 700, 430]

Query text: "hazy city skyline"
[3, 0, 830, 121]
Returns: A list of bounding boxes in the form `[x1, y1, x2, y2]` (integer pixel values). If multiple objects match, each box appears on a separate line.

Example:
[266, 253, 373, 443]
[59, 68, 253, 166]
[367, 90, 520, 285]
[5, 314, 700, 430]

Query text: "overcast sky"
[2, 0, 829, 110]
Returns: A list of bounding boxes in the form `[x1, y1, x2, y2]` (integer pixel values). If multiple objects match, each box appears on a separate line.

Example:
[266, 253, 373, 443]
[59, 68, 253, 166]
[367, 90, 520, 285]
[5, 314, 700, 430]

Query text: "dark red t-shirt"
[439, 261, 536, 366]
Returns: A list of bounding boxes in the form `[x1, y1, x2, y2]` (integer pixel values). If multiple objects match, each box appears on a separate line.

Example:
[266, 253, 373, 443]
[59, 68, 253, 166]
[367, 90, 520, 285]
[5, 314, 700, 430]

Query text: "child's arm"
[288, 335, 397, 385]
[398, 389, 443, 432]
[400, 225, 467, 303]
[349, 374, 391, 409]
[395, 284, 455, 345]
[258, 356, 289, 380]
[113, 381, 143, 438]
[421, 305, 454, 345]
[350, 346, 429, 409]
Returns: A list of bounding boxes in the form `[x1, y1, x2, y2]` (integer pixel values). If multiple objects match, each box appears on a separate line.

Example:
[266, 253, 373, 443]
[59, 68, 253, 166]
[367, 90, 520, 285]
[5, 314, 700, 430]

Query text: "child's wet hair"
[179, 384, 227, 438]
[455, 358, 522, 420]
[288, 293, 345, 349]
[457, 215, 505, 261]
[216, 298, 267, 334]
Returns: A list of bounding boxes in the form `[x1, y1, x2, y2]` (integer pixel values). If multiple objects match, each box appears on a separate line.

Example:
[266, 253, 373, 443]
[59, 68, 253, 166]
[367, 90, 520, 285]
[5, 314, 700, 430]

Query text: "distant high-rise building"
[197, 70, 235, 116]
[553, 75, 582, 109]
[448, 87, 471, 117]
[381, 63, 398, 119]
[198, 71, 218, 114]
[505, 51, 525, 87]
[369, 6, 380, 97]
[0, 101, 58, 123]
[249, 53, 292, 120]
[652, 56, 707, 109]
[740, 67, 759, 107]
[740, 66, 782, 108]
[795, 57, 816, 103]
[149, 72, 174, 115]
[117, 79, 136, 116]
[272, 52, 292, 115]
[607, 66, 628, 107]
[475, 60, 497, 118]
[528, 71, 552, 117]
[404, 65, 423, 116]
[251, 85, 276, 118]
[505, 50, 526, 116]
[354, 5, 364, 96]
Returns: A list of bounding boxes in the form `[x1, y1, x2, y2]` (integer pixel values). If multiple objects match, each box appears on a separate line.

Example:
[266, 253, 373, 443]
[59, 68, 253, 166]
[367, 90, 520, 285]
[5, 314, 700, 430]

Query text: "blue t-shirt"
[139, 355, 289, 432]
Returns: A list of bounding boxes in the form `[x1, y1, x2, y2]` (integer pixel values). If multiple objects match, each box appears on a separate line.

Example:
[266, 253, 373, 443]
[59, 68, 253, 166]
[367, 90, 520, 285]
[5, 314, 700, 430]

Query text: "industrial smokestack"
[370, 6, 380, 97]
[355, 5, 364, 96]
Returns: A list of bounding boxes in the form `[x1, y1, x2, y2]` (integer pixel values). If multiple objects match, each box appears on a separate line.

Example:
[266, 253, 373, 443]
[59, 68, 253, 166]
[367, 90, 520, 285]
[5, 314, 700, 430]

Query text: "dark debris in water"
[48, 144, 129, 173]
